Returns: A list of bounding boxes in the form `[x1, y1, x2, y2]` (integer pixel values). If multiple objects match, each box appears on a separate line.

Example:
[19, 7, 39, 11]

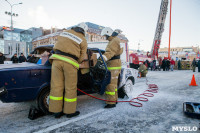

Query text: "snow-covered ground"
[0, 70, 200, 133]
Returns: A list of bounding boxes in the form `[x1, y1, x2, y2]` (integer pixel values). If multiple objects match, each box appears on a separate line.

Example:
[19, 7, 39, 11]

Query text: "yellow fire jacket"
[139, 64, 148, 74]
[103, 36, 123, 69]
[50, 29, 87, 68]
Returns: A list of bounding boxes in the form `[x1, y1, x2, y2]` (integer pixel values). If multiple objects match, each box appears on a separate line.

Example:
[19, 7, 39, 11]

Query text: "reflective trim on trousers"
[50, 96, 63, 100]
[105, 91, 115, 95]
[64, 97, 77, 102]
[51, 54, 79, 68]
[107, 67, 122, 70]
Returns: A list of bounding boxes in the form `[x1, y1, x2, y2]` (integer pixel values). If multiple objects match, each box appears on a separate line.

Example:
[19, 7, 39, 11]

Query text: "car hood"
[0, 62, 48, 70]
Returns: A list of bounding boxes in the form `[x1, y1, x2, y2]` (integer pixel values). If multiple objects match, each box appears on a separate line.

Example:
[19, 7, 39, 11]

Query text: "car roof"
[34, 44, 54, 50]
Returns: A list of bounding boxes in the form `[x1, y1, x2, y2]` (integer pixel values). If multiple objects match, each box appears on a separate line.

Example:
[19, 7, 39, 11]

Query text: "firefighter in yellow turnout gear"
[49, 22, 88, 118]
[139, 62, 148, 77]
[100, 27, 123, 108]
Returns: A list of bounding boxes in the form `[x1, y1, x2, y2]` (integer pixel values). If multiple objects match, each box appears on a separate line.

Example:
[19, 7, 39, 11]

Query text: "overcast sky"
[0, 0, 199, 51]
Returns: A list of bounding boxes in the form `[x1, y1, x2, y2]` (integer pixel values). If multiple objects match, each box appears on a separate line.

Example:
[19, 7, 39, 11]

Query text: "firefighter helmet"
[101, 27, 113, 37]
[114, 29, 122, 34]
[77, 22, 88, 36]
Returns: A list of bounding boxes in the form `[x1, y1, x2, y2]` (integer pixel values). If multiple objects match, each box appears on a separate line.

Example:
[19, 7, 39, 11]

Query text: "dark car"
[0, 45, 110, 114]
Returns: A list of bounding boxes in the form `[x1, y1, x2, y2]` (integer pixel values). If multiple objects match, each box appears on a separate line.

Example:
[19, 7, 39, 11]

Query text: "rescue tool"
[183, 102, 200, 119]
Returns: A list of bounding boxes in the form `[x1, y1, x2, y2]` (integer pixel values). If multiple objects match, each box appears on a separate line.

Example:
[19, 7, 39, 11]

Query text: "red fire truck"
[130, 0, 168, 69]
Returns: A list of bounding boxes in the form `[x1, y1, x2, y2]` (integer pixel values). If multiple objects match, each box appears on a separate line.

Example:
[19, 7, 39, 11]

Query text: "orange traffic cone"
[189, 74, 198, 86]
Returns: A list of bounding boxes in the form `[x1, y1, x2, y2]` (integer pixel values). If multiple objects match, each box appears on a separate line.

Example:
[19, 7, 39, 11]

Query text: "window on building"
[0, 40, 4, 53]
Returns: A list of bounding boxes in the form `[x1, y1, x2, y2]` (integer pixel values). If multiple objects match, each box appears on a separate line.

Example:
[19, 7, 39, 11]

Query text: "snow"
[0, 70, 200, 133]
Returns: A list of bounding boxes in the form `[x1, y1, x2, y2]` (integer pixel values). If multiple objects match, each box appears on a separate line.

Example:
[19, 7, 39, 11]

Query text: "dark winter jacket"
[166, 60, 170, 67]
[11, 56, 18, 63]
[145, 60, 150, 68]
[198, 60, 200, 69]
[178, 60, 181, 70]
[162, 60, 166, 68]
[192, 59, 196, 67]
[19, 56, 27, 63]
[0, 55, 6, 64]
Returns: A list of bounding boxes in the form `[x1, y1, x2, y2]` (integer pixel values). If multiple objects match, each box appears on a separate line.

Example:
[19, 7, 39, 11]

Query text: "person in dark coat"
[191, 58, 196, 72]
[11, 53, 18, 63]
[162, 59, 166, 71]
[27, 54, 32, 61]
[166, 59, 170, 71]
[198, 60, 200, 72]
[152, 60, 156, 71]
[178, 60, 181, 70]
[150, 61, 153, 71]
[145, 60, 150, 70]
[18, 53, 27, 63]
[0, 52, 6, 64]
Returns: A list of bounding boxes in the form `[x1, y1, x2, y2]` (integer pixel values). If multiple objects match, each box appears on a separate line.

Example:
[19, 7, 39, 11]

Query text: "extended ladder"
[150, 0, 168, 59]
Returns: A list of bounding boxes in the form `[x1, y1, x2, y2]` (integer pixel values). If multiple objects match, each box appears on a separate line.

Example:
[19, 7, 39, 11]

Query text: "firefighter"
[139, 62, 148, 77]
[98, 27, 123, 108]
[49, 22, 88, 118]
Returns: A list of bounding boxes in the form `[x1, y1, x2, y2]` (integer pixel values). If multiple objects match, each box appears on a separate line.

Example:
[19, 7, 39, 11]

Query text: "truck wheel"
[38, 88, 50, 114]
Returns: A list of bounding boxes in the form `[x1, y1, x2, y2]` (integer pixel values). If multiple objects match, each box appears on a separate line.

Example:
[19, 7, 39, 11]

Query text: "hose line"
[77, 78, 158, 107]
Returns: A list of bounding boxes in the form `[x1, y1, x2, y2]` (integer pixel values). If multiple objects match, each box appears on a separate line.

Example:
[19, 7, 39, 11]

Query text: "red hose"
[77, 80, 159, 107]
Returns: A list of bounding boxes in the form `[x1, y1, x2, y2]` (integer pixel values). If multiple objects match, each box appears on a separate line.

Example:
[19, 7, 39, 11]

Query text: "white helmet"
[77, 22, 88, 35]
[114, 29, 122, 34]
[101, 27, 113, 36]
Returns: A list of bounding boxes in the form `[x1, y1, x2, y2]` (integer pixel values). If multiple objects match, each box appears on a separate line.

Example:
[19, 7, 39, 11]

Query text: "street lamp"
[137, 40, 143, 52]
[5, 0, 22, 30]
[4, 0, 22, 56]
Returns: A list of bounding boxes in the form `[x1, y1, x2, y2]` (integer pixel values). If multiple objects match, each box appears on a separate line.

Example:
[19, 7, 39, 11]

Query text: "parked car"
[0, 45, 137, 114]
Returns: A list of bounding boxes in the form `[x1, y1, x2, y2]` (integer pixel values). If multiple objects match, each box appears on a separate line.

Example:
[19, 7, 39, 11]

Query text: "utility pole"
[168, 0, 172, 59]
[137, 40, 143, 52]
[5, 0, 22, 56]
[138, 43, 140, 52]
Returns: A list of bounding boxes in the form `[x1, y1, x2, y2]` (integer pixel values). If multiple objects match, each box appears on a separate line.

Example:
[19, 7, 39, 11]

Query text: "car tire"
[38, 87, 50, 114]
[123, 79, 134, 97]
[118, 79, 134, 98]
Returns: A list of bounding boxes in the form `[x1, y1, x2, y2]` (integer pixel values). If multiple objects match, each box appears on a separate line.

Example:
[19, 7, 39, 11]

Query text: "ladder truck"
[150, 0, 168, 59]
[130, 0, 168, 69]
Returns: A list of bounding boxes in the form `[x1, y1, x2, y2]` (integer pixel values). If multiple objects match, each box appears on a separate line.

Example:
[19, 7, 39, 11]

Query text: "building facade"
[159, 46, 199, 61]
[32, 32, 61, 49]
[32, 22, 129, 49]
[0, 27, 43, 58]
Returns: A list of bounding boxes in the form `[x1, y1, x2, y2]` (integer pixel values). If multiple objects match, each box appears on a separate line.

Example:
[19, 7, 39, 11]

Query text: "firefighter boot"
[66, 111, 80, 118]
[104, 104, 116, 108]
[54, 112, 64, 118]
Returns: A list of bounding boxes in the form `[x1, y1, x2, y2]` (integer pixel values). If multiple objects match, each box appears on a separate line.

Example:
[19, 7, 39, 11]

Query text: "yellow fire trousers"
[49, 60, 78, 114]
[105, 69, 121, 104]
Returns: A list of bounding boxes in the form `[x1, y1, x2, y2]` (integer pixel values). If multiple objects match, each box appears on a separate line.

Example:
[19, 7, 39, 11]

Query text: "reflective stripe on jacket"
[50, 54, 79, 69]
[107, 66, 122, 70]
